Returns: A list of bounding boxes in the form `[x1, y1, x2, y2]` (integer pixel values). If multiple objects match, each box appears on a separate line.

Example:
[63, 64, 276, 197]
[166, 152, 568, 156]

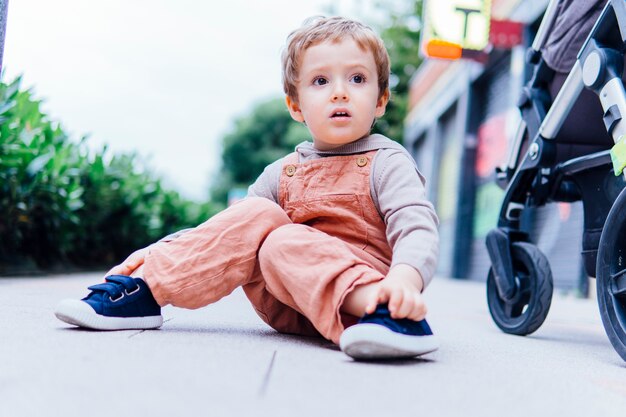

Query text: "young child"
[55, 16, 440, 360]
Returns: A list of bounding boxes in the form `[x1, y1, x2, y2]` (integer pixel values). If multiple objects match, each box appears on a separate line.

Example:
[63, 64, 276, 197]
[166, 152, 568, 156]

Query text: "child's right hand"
[105, 246, 150, 278]
[365, 264, 427, 321]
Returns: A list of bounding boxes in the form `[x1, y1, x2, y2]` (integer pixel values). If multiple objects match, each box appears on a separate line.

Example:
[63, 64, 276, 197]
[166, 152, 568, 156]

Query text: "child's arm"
[351, 148, 439, 320]
[246, 158, 283, 202]
[373, 149, 439, 289]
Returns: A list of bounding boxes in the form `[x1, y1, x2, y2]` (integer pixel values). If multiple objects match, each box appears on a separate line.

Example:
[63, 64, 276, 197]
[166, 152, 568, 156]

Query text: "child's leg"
[55, 197, 294, 330]
[339, 282, 380, 317]
[133, 244, 322, 337]
[256, 223, 388, 344]
[130, 254, 377, 339]
[141, 197, 292, 309]
[241, 265, 322, 338]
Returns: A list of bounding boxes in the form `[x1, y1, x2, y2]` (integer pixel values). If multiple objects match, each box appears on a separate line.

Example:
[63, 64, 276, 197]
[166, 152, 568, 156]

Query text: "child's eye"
[351, 74, 366, 84]
[313, 77, 328, 86]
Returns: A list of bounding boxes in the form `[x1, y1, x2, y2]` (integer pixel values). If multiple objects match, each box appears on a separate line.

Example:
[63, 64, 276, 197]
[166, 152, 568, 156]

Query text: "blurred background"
[0, 0, 422, 273]
[1, 0, 586, 296]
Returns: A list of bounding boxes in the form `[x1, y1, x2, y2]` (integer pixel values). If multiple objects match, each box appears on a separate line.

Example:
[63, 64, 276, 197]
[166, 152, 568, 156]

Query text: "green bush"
[0, 77, 218, 273]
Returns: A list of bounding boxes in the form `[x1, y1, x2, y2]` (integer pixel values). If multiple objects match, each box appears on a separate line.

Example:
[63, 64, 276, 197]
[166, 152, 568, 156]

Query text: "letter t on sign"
[455, 6, 482, 43]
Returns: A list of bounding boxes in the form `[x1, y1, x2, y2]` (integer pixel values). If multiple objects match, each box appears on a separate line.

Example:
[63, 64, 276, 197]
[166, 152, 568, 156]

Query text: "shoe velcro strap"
[87, 282, 125, 298]
[105, 275, 140, 292]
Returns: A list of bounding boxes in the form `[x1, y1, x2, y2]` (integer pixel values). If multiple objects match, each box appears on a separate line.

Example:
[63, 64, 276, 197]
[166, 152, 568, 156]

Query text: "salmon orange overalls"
[143, 151, 392, 344]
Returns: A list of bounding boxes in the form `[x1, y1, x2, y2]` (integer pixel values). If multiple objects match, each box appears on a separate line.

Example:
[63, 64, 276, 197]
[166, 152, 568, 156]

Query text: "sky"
[3, 0, 382, 201]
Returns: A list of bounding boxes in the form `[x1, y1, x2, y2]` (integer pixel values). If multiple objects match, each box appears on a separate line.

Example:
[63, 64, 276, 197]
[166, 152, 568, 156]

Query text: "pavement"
[1, 272, 625, 417]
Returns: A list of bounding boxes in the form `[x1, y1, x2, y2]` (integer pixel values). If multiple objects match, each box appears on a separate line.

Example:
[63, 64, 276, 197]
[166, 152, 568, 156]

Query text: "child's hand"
[365, 264, 427, 321]
[105, 246, 150, 278]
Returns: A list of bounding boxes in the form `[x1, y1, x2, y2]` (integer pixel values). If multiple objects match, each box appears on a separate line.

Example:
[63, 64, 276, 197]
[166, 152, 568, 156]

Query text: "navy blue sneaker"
[55, 275, 163, 330]
[339, 304, 438, 360]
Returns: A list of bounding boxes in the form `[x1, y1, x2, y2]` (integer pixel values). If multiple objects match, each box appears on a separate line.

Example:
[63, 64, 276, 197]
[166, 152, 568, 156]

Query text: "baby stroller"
[485, 0, 626, 361]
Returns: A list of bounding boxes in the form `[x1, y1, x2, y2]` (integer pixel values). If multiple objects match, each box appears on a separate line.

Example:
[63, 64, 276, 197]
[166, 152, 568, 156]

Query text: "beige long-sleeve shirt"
[247, 133, 439, 288]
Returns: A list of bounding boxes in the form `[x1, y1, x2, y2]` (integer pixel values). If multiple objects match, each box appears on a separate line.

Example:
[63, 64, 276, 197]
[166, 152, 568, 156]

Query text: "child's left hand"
[365, 264, 427, 321]
[105, 246, 150, 278]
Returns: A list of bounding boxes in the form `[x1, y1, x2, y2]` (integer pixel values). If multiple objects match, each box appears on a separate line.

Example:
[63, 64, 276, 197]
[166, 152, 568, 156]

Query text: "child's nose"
[331, 82, 349, 102]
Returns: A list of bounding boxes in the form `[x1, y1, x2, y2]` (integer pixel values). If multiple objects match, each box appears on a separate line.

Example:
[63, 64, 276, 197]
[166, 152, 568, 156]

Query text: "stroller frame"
[485, 0, 626, 360]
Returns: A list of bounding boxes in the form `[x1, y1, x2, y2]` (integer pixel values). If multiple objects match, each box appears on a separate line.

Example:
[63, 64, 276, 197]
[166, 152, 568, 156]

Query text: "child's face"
[286, 38, 388, 150]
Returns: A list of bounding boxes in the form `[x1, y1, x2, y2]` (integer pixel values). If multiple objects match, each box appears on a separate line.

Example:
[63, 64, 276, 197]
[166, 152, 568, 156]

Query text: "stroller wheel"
[487, 242, 553, 335]
[597, 188, 626, 361]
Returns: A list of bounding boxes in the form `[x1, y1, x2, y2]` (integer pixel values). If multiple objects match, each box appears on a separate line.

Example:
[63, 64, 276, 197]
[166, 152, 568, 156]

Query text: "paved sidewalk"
[1, 272, 625, 417]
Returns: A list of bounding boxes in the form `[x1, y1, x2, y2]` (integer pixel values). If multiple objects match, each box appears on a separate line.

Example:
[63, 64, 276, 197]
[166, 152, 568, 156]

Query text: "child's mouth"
[330, 110, 351, 119]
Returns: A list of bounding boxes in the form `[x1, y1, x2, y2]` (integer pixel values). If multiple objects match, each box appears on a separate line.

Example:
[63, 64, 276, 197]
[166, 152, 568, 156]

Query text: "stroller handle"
[531, 0, 561, 53]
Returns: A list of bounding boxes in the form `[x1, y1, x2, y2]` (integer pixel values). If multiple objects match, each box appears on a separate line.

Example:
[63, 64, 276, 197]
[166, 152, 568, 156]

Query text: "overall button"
[356, 156, 368, 167]
[285, 165, 297, 176]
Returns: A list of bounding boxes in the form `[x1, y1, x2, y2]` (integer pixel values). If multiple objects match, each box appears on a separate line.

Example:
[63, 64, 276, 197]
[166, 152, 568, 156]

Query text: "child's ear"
[375, 89, 390, 118]
[285, 96, 305, 123]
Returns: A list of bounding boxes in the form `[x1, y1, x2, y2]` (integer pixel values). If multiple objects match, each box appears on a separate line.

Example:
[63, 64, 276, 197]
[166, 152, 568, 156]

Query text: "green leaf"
[0, 100, 16, 115]
[26, 153, 53, 176]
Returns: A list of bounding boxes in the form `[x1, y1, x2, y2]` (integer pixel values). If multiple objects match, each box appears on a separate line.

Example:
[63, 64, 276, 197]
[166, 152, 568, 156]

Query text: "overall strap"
[282, 152, 299, 165]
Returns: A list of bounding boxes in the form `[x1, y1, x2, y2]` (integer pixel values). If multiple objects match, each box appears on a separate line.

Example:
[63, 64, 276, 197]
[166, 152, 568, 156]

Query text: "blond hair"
[281, 16, 390, 102]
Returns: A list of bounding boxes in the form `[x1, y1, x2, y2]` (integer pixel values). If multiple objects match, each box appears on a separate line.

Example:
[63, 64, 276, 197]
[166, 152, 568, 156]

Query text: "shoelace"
[87, 275, 141, 302]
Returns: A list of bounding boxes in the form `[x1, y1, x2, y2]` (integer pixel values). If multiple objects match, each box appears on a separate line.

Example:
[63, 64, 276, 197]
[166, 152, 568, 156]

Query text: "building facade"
[405, 0, 587, 293]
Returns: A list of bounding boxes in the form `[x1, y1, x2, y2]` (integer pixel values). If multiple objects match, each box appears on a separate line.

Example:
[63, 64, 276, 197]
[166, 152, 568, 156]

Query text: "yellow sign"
[422, 0, 492, 52]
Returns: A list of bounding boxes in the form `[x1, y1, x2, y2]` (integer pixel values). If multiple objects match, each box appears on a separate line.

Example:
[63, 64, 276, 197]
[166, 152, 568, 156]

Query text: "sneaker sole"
[339, 323, 439, 360]
[55, 299, 163, 330]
